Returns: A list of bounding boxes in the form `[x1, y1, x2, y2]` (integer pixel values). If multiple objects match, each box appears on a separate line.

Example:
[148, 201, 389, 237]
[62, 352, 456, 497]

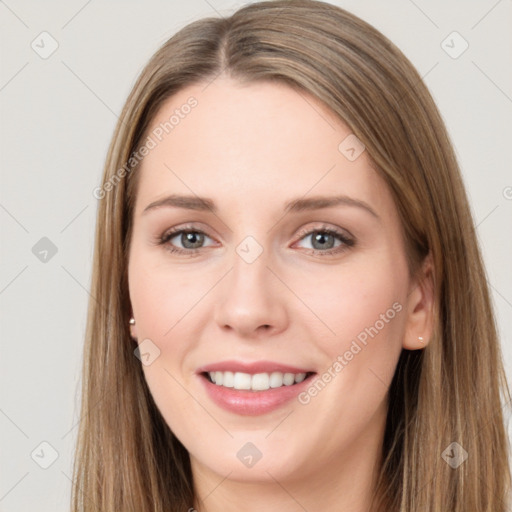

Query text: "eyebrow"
[142, 193, 379, 219]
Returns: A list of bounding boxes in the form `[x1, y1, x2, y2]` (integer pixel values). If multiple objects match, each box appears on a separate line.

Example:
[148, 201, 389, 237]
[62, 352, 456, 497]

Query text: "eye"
[293, 226, 355, 256]
[158, 227, 217, 256]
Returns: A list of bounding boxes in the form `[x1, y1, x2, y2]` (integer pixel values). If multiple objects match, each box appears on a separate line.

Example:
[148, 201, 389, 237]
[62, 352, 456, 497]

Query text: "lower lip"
[198, 373, 315, 416]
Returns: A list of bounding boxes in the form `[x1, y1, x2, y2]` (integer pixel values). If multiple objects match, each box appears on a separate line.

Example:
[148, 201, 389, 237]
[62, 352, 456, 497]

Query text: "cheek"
[128, 252, 206, 341]
[295, 253, 407, 350]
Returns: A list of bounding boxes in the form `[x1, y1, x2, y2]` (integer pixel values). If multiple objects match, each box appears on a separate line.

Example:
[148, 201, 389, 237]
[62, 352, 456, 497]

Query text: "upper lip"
[196, 360, 315, 375]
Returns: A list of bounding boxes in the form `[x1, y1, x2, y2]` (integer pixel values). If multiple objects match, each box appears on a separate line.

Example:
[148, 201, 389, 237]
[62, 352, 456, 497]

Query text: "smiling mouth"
[202, 370, 316, 392]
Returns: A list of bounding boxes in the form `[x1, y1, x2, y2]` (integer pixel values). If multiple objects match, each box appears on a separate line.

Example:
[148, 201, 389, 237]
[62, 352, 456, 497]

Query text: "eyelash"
[156, 224, 355, 257]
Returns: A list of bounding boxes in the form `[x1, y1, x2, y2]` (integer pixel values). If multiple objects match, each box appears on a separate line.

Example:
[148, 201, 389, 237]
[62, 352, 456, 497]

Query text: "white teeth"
[251, 373, 270, 391]
[206, 370, 310, 391]
[233, 372, 252, 390]
[222, 371, 234, 387]
[269, 372, 283, 388]
[283, 373, 295, 386]
[294, 372, 306, 383]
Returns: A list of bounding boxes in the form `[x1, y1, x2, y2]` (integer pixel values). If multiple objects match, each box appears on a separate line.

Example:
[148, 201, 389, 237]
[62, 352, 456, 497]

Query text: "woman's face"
[128, 77, 430, 489]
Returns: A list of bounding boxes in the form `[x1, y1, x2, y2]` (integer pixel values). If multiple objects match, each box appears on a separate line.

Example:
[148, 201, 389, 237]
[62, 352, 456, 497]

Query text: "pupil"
[183, 232, 203, 249]
[313, 232, 334, 250]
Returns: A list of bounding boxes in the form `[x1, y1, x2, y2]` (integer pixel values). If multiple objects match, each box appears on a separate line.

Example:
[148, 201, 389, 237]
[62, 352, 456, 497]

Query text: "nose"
[213, 248, 288, 339]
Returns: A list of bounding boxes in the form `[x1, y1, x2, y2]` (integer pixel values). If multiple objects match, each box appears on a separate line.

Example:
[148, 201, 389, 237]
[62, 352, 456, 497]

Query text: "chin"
[190, 437, 308, 483]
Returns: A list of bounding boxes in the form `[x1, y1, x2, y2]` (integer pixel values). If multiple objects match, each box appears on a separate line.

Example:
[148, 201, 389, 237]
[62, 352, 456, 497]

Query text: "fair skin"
[128, 76, 434, 512]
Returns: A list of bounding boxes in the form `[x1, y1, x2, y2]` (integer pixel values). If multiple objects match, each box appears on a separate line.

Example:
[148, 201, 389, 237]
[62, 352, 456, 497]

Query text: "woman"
[72, 1, 511, 510]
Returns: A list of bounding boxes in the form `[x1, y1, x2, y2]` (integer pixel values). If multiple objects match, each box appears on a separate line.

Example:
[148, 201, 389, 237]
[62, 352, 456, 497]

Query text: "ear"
[402, 252, 435, 350]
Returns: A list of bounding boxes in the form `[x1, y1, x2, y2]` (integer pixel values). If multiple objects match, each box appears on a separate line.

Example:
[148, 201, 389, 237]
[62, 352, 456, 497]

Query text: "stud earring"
[129, 317, 137, 341]
[418, 336, 424, 342]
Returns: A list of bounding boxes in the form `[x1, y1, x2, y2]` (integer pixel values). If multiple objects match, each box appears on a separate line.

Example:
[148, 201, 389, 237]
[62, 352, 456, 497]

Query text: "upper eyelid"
[294, 223, 353, 239]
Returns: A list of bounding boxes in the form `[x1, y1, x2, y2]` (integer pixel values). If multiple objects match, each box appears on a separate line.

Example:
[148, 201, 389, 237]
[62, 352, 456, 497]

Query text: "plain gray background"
[1, 0, 511, 510]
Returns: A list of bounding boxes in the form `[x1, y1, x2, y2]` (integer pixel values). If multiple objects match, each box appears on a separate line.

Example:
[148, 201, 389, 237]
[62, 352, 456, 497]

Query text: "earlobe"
[402, 252, 435, 350]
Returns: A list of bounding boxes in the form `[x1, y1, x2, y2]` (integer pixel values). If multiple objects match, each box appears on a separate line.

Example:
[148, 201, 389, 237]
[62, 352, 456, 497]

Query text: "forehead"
[134, 77, 392, 218]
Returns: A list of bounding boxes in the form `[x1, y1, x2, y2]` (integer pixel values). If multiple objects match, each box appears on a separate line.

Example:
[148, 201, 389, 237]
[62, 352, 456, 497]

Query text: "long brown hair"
[71, 1, 511, 510]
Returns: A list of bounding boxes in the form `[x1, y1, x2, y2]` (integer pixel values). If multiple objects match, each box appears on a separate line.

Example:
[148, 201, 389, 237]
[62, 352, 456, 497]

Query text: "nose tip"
[213, 258, 287, 339]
